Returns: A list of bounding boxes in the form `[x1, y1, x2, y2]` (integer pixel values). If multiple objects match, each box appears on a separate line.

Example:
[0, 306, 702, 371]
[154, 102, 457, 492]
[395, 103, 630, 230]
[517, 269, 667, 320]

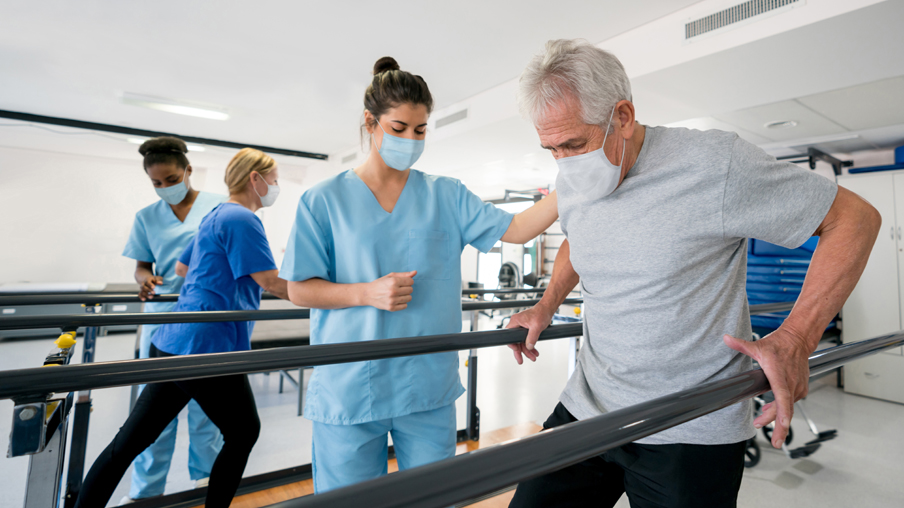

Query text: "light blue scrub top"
[280, 169, 514, 425]
[122, 191, 227, 322]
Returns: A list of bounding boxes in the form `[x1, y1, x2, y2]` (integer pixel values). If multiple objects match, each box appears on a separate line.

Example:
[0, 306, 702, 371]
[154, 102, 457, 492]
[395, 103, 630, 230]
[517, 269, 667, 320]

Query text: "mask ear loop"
[250, 171, 266, 201]
[181, 167, 192, 192]
[371, 115, 386, 153]
[602, 106, 624, 169]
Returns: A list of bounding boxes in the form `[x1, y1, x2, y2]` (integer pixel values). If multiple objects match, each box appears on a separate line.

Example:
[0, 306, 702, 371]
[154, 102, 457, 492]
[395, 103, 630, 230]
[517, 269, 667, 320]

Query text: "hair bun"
[138, 136, 189, 156]
[373, 56, 400, 75]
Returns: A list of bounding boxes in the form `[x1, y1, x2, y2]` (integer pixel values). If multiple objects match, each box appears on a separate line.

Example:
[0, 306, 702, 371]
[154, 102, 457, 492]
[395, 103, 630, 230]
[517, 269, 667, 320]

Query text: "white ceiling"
[0, 0, 699, 155]
[3, 0, 904, 199]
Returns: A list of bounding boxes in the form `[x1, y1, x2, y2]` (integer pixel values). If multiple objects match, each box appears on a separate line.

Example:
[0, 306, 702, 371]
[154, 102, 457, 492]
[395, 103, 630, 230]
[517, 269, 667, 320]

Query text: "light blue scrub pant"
[129, 325, 224, 499]
[312, 403, 457, 493]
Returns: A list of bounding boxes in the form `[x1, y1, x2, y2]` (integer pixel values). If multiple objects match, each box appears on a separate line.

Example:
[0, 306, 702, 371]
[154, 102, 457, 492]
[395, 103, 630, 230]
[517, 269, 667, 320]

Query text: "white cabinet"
[838, 171, 904, 404]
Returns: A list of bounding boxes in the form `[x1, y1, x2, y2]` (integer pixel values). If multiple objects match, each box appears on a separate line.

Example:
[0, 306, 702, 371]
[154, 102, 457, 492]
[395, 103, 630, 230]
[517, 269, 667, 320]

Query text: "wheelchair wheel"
[762, 425, 793, 446]
[744, 438, 761, 468]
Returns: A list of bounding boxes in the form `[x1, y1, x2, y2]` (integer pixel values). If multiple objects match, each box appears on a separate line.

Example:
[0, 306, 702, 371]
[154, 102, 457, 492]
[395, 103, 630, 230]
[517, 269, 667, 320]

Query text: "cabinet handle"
[864, 372, 880, 379]
[898, 227, 902, 241]
[892, 227, 896, 240]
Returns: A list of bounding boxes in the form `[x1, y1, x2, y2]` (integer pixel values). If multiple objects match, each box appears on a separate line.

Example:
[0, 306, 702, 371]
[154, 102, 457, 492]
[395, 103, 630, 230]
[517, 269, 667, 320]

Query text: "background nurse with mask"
[280, 57, 559, 493]
[120, 136, 225, 503]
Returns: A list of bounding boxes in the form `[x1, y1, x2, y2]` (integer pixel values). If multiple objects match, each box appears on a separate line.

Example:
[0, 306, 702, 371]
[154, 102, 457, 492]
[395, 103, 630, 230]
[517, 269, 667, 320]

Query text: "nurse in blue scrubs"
[281, 57, 559, 492]
[77, 148, 289, 508]
[121, 136, 225, 502]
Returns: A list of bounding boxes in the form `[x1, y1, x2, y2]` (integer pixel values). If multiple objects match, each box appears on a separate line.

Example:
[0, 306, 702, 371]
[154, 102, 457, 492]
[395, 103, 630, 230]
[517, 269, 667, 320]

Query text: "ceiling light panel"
[121, 93, 230, 121]
[796, 76, 904, 132]
[713, 100, 846, 142]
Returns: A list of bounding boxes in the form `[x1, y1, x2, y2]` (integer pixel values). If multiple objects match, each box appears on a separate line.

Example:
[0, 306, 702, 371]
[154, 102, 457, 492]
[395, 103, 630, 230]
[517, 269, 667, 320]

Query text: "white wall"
[0, 144, 314, 285]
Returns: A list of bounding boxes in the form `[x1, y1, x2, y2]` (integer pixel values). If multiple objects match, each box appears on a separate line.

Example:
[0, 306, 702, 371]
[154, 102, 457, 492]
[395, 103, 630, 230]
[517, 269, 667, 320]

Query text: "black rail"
[272, 331, 904, 508]
[0, 299, 584, 332]
[0, 323, 583, 401]
[0, 109, 329, 160]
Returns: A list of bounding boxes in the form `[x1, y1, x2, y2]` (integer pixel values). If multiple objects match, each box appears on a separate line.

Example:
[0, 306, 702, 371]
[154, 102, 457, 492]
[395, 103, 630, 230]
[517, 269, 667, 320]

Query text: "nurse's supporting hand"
[505, 304, 554, 365]
[139, 275, 164, 301]
[364, 271, 416, 311]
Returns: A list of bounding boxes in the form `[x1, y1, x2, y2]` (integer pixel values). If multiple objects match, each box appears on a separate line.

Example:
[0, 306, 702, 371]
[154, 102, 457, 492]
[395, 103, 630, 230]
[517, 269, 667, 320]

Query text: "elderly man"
[506, 39, 880, 507]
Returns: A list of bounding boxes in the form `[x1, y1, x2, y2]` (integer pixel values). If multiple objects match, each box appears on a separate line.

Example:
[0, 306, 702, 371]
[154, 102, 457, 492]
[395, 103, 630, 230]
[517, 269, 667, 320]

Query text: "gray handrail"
[273, 331, 904, 508]
[0, 323, 584, 401]
[0, 298, 585, 331]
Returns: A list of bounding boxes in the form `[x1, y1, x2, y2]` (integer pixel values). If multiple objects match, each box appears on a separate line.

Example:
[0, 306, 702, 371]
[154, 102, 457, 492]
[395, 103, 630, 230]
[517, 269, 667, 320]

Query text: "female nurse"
[280, 57, 559, 493]
[121, 136, 225, 502]
[77, 148, 289, 508]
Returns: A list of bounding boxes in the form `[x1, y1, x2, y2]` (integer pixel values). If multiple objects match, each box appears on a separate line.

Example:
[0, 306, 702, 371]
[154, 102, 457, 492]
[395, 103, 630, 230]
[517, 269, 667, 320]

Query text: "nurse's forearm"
[287, 279, 367, 309]
[250, 270, 290, 301]
[501, 190, 558, 244]
[134, 262, 154, 285]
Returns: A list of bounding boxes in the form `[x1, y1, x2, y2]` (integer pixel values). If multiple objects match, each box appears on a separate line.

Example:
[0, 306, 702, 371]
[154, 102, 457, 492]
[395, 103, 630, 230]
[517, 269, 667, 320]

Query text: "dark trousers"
[75, 345, 261, 508]
[509, 403, 745, 508]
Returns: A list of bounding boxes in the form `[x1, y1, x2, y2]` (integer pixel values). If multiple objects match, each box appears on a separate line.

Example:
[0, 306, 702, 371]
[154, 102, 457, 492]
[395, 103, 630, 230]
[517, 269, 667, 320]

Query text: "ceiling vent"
[435, 108, 468, 128]
[341, 152, 358, 164]
[685, 0, 800, 40]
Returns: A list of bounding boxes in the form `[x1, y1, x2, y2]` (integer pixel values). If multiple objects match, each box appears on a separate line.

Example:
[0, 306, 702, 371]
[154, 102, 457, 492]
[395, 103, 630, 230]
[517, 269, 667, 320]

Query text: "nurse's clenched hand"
[139, 275, 164, 302]
[364, 271, 416, 311]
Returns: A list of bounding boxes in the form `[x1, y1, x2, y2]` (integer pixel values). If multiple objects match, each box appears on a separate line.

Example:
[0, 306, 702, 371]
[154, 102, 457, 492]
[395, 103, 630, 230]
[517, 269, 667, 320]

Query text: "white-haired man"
[506, 39, 880, 507]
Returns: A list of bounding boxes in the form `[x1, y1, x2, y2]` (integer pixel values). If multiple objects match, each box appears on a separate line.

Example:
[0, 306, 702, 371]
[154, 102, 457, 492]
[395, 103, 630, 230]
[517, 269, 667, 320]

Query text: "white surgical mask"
[252, 173, 280, 207]
[555, 107, 625, 202]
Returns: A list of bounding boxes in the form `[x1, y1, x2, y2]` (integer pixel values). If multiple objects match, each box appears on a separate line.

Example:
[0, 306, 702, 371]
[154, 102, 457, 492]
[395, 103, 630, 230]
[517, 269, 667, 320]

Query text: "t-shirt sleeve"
[457, 181, 515, 253]
[722, 137, 838, 249]
[279, 195, 331, 282]
[219, 210, 277, 279]
[178, 237, 195, 266]
[122, 214, 155, 263]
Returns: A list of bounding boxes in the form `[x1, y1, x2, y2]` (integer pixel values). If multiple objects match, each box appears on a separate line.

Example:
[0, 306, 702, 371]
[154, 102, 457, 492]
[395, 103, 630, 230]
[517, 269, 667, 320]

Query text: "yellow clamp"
[574, 307, 581, 316]
[55, 332, 77, 349]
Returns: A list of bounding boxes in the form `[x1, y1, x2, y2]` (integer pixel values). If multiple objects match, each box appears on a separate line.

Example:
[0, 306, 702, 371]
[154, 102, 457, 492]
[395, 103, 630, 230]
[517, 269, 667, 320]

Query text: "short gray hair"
[517, 39, 632, 131]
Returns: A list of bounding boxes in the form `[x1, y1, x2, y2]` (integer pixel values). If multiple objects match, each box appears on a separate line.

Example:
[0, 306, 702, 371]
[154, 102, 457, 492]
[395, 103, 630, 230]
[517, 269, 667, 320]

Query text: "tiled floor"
[1, 316, 903, 507]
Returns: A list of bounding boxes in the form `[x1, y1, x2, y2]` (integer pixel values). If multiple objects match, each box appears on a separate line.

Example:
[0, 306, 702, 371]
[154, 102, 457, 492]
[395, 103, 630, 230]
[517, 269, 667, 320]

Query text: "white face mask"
[252, 173, 280, 207]
[555, 107, 625, 202]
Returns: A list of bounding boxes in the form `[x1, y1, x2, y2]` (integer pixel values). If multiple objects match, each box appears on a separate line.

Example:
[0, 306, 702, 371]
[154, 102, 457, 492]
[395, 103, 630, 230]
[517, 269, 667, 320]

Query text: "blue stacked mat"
[746, 237, 829, 332]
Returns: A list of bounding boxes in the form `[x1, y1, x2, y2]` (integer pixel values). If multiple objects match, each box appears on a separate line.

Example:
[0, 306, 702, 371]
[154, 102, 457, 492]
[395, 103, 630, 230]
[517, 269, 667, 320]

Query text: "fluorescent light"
[121, 93, 230, 121]
[126, 137, 206, 152]
[764, 120, 798, 130]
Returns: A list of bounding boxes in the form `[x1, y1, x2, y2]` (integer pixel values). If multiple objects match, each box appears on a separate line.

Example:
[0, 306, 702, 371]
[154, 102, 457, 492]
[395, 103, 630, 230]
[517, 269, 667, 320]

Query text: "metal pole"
[23, 396, 72, 508]
[465, 310, 480, 441]
[63, 305, 99, 508]
[0, 324, 584, 401]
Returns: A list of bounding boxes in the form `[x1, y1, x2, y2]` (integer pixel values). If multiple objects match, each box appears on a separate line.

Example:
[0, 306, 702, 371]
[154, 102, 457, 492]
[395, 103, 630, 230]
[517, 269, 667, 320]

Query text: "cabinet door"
[838, 175, 900, 345]
[890, 174, 904, 354]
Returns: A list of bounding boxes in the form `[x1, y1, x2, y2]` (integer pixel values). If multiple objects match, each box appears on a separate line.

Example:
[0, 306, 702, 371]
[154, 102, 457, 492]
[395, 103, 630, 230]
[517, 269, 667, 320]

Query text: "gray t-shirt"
[557, 126, 837, 445]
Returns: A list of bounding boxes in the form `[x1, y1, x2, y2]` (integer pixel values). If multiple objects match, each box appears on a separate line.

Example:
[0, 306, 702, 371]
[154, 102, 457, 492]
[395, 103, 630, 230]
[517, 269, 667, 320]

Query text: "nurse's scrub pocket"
[408, 229, 451, 280]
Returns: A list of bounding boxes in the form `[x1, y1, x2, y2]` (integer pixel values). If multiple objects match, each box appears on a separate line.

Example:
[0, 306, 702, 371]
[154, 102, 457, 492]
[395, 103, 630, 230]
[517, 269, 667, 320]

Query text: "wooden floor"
[207, 422, 542, 508]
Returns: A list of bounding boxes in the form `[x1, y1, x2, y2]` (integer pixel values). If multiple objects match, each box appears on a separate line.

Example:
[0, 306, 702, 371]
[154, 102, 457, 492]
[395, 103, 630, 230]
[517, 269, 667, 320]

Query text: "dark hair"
[138, 136, 190, 171]
[362, 57, 434, 140]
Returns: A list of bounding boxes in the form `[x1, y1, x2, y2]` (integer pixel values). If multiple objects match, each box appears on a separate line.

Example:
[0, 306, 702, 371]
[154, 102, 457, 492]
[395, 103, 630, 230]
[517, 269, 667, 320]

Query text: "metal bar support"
[465, 310, 480, 441]
[64, 305, 100, 508]
[24, 394, 73, 508]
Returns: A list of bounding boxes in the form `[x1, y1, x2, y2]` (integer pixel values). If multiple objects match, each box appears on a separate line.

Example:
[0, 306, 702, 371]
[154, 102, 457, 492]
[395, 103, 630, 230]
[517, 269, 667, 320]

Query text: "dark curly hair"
[138, 136, 190, 171]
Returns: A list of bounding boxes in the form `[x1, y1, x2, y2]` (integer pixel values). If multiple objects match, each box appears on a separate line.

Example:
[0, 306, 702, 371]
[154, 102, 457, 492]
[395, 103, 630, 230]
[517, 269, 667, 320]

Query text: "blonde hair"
[225, 148, 276, 195]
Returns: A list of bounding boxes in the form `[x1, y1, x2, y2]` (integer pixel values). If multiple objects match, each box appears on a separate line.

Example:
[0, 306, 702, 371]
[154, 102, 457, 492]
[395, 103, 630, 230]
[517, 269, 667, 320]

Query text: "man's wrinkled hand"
[506, 304, 555, 365]
[723, 328, 812, 449]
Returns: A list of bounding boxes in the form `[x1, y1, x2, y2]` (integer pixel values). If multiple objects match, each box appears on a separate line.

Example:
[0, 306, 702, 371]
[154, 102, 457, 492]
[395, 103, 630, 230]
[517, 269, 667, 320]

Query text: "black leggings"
[74, 345, 260, 508]
[509, 403, 746, 508]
